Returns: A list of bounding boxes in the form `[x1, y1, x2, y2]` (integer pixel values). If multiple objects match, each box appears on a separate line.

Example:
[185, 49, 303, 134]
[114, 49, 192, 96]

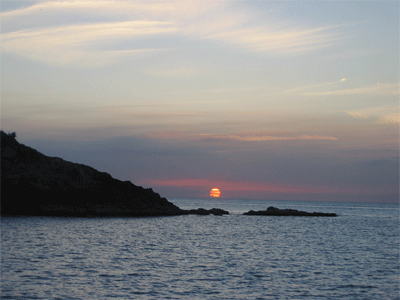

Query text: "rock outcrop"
[1, 131, 229, 217]
[244, 206, 337, 217]
[182, 208, 229, 216]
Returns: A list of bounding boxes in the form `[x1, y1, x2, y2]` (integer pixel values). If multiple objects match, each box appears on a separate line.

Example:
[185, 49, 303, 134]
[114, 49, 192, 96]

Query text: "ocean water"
[1, 199, 399, 300]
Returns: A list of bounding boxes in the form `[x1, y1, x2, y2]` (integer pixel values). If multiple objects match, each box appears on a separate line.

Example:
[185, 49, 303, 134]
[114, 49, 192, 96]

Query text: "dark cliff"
[1, 131, 183, 217]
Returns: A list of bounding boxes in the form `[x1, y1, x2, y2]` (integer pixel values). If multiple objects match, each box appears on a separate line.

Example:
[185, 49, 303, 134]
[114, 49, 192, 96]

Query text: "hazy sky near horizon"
[1, 1, 399, 202]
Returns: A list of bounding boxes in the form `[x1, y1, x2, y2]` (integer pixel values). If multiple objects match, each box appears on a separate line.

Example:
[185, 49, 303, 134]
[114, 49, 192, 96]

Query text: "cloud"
[276, 78, 348, 95]
[277, 80, 398, 97]
[1, 0, 348, 67]
[346, 105, 399, 124]
[142, 178, 337, 194]
[213, 134, 338, 141]
[145, 131, 338, 142]
[301, 83, 399, 96]
[206, 24, 345, 54]
[1, 21, 176, 66]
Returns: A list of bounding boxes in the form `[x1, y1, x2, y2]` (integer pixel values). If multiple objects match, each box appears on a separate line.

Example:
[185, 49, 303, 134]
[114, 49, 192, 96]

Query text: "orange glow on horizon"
[140, 178, 359, 195]
[210, 188, 221, 197]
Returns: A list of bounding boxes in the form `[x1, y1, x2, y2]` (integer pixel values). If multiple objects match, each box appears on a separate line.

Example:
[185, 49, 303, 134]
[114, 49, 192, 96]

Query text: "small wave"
[99, 273, 117, 277]
[337, 284, 375, 289]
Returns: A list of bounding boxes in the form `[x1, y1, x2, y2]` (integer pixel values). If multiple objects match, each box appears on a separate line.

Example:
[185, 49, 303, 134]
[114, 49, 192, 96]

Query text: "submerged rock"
[244, 206, 337, 217]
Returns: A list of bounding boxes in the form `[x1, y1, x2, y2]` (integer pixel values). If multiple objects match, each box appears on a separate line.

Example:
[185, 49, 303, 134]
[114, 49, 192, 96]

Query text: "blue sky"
[1, 1, 398, 202]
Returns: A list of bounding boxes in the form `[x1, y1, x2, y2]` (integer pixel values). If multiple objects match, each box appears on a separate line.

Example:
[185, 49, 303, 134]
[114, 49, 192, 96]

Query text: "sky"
[1, 1, 399, 203]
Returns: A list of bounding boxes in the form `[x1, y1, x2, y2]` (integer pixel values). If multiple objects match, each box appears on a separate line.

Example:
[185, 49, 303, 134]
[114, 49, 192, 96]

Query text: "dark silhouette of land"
[0, 131, 228, 217]
[244, 206, 337, 217]
[1, 131, 336, 218]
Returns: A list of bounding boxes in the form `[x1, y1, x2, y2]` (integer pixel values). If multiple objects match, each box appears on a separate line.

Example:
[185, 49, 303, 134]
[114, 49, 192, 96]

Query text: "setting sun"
[210, 188, 221, 198]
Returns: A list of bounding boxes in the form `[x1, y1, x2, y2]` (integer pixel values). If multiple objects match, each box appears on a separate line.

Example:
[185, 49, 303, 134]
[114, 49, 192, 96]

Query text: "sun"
[210, 188, 221, 198]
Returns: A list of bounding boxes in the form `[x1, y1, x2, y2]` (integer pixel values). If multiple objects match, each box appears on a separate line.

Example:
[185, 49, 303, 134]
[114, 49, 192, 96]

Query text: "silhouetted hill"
[1, 131, 230, 217]
[1, 131, 186, 217]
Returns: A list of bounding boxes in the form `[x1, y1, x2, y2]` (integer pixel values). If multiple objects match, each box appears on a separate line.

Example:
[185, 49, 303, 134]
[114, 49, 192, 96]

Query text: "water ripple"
[2, 201, 399, 300]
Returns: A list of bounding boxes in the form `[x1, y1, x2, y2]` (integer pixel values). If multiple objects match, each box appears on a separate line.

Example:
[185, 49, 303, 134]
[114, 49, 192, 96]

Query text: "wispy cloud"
[1, 0, 349, 67]
[346, 105, 399, 124]
[275, 78, 348, 95]
[207, 24, 346, 54]
[1, 21, 176, 66]
[145, 131, 338, 142]
[301, 83, 399, 96]
[276, 80, 398, 97]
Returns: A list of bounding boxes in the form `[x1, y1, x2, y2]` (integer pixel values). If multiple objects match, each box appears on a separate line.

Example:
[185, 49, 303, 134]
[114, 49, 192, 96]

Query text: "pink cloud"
[144, 131, 338, 142]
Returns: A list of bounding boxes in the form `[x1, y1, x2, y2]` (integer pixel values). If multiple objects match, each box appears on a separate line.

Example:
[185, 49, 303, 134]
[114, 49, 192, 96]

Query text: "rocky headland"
[244, 206, 337, 217]
[0, 131, 228, 217]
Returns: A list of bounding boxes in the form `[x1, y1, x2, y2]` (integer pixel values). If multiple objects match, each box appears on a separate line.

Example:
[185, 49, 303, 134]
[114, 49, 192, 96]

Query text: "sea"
[1, 198, 399, 300]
